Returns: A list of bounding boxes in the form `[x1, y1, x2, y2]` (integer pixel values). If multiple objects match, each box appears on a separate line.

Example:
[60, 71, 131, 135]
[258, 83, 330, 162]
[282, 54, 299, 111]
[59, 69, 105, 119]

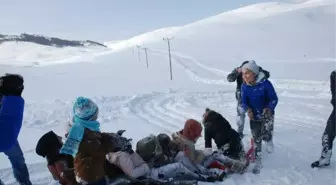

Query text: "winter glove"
[247, 109, 254, 120]
[263, 108, 273, 129]
[117, 130, 126, 136]
[0, 73, 24, 96]
[263, 108, 272, 118]
[219, 143, 230, 156]
[107, 132, 134, 154]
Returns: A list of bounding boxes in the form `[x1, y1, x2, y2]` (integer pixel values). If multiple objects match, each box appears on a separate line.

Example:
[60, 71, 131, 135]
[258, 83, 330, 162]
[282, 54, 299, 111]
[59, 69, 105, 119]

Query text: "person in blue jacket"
[240, 61, 278, 174]
[0, 74, 32, 185]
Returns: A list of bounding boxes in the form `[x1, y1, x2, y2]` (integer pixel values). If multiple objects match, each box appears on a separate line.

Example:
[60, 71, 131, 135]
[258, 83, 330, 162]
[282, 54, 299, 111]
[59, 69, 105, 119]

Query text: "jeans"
[236, 91, 246, 134]
[321, 108, 335, 156]
[0, 141, 32, 185]
[250, 115, 274, 162]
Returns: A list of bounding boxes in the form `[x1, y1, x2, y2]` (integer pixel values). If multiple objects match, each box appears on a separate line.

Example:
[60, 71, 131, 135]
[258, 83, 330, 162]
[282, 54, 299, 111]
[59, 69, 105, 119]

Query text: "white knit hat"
[242, 60, 260, 75]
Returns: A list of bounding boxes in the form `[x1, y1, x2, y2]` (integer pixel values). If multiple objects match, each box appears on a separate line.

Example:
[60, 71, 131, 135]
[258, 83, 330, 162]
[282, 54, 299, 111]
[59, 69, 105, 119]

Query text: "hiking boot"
[252, 160, 262, 174]
[217, 171, 227, 181]
[266, 140, 274, 153]
[311, 150, 332, 168]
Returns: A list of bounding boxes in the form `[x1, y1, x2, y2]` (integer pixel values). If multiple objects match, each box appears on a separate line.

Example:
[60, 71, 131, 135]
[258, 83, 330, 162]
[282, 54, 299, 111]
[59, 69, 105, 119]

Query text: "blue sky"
[0, 0, 291, 41]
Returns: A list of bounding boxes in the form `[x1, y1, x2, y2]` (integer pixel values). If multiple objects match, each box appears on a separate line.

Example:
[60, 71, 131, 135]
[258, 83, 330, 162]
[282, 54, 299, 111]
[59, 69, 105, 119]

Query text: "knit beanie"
[73, 97, 99, 121]
[182, 119, 203, 142]
[240, 61, 249, 67]
[242, 60, 260, 75]
[36, 131, 62, 158]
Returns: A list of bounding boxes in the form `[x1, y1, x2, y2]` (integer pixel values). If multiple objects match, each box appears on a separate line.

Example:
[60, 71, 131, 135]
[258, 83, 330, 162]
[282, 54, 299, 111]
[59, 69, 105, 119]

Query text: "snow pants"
[148, 162, 200, 181]
[250, 115, 274, 161]
[321, 108, 335, 155]
[174, 152, 224, 176]
[173, 151, 248, 176]
[236, 91, 246, 135]
[0, 141, 32, 185]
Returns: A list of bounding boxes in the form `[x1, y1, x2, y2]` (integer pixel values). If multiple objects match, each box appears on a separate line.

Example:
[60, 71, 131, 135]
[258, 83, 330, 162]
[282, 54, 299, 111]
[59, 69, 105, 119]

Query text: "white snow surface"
[0, 0, 336, 184]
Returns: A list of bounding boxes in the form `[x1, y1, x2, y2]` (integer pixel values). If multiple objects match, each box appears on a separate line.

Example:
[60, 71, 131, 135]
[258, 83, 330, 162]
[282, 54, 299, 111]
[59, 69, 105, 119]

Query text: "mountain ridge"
[0, 33, 107, 48]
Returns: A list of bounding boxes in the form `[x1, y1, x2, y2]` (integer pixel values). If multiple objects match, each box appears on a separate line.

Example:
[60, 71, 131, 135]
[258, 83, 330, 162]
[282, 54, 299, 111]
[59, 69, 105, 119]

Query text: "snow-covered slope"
[0, 33, 110, 67]
[104, 27, 180, 51]
[0, 0, 335, 185]
[0, 42, 111, 67]
[107, 0, 335, 63]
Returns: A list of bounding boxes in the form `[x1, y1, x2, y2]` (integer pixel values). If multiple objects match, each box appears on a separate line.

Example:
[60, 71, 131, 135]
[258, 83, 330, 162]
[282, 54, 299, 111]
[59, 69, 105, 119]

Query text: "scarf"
[60, 116, 100, 157]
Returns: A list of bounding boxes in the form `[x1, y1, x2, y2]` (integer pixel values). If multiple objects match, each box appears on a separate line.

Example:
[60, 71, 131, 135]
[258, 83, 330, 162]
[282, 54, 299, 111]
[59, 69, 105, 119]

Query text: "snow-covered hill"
[105, 0, 335, 65]
[0, 34, 110, 67]
[0, 0, 335, 185]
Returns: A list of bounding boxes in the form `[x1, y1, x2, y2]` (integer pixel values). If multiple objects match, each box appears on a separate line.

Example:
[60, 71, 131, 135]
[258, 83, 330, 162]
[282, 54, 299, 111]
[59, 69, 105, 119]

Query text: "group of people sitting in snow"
[35, 100, 251, 185]
[0, 60, 334, 185]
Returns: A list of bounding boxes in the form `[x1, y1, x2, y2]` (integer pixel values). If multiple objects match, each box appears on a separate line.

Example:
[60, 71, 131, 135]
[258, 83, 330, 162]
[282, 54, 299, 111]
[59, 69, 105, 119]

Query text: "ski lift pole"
[163, 37, 174, 80]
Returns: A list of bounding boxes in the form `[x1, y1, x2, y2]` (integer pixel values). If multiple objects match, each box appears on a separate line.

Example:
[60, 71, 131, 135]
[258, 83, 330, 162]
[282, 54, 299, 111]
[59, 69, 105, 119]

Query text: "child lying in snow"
[171, 118, 248, 177]
[107, 132, 219, 183]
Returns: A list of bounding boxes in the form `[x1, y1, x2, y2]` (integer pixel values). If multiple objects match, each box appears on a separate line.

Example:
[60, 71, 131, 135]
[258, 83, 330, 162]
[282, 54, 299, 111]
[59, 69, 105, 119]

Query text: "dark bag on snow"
[136, 135, 162, 162]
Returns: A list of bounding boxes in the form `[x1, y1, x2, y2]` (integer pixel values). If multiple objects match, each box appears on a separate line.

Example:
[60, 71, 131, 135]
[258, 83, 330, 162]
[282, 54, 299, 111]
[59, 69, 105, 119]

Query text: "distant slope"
[0, 33, 111, 66]
[0, 33, 107, 48]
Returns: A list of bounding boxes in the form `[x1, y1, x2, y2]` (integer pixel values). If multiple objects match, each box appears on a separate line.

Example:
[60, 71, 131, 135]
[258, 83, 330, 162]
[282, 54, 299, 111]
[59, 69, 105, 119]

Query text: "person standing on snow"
[0, 74, 32, 185]
[240, 61, 278, 174]
[311, 70, 336, 168]
[227, 61, 270, 138]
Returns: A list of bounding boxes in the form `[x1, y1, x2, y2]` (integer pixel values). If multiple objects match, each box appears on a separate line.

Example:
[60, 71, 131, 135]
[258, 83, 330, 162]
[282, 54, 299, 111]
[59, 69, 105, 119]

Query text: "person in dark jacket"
[36, 131, 78, 185]
[241, 61, 278, 174]
[0, 74, 32, 185]
[311, 70, 336, 168]
[227, 60, 270, 138]
[202, 108, 244, 159]
[201, 108, 249, 174]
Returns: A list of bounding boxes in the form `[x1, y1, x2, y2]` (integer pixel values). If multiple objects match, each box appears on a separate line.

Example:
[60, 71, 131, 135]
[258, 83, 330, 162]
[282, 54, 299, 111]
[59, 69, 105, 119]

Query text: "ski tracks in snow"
[150, 48, 330, 96]
[126, 90, 335, 185]
[1, 89, 334, 185]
